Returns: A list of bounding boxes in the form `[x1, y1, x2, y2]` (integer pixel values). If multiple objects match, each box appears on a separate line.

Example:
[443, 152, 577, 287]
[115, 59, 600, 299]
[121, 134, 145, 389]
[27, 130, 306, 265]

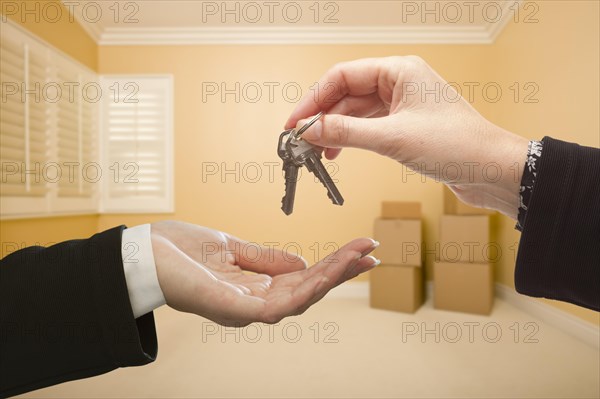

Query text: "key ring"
[294, 111, 324, 139]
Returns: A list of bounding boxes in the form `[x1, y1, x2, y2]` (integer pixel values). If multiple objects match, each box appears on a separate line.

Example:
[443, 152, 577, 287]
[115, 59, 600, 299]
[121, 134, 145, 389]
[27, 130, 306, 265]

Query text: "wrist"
[150, 228, 169, 294]
[482, 123, 529, 218]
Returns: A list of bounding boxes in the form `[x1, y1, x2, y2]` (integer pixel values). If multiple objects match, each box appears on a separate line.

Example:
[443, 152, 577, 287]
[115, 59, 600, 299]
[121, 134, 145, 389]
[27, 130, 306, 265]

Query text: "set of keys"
[277, 112, 344, 215]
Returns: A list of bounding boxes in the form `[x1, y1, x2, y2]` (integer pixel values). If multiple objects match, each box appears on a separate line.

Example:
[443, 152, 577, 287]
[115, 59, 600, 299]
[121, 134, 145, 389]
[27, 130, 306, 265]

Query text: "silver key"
[277, 112, 344, 215]
[278, 130, 300, 215]
[285, 132, 344, 207]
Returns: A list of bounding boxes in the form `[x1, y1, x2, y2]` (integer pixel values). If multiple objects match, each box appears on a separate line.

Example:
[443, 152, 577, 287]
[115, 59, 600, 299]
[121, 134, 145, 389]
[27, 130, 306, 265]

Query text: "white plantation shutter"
[1, 22, 51, 216]
[26, 40, 52, 196]
[50, 57, 98, 213]
[56, 62, 82, 196]
[1, 21, 97, 218]
[80, 75, 98, 199]
[100, 76, 173, 213]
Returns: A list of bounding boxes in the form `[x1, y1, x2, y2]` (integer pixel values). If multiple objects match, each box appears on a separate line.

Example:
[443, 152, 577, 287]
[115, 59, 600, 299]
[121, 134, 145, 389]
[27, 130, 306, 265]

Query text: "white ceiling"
[65, 0, 520, 45]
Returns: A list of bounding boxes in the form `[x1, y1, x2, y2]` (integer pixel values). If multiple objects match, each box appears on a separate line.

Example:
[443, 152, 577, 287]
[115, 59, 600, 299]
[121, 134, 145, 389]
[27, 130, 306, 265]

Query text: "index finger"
[285, 57, 385, 129]
[226, 234, 308, 276]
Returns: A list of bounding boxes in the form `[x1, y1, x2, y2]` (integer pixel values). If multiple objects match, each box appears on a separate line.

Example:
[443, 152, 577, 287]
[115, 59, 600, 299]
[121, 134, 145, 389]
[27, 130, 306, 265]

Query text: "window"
[100, 76, 174, 213]
[0, 21, 173, 219]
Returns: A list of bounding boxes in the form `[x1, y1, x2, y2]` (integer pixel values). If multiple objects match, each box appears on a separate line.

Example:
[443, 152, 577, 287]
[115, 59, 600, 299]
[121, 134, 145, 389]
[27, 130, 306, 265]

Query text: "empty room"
[1, 1, 599, 398]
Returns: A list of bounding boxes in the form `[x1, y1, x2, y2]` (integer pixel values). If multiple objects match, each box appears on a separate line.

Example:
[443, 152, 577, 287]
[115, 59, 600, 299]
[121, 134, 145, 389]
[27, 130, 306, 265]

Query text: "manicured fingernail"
[299, 257, 309, 268]
[365, 255, 381, 267]
[361, 239, 380, 257]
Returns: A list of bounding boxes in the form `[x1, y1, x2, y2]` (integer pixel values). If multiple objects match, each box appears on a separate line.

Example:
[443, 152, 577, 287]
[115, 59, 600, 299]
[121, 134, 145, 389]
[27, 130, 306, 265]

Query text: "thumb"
[297, 114, 390, 154]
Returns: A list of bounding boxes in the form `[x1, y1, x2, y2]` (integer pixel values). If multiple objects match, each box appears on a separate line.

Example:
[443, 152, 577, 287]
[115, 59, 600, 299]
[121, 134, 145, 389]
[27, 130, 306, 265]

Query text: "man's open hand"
[151, 221, 379, 326]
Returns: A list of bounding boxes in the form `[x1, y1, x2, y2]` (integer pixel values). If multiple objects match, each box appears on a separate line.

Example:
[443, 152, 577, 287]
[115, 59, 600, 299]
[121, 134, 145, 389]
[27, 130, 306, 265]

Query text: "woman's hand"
[286, 56, 529, 218]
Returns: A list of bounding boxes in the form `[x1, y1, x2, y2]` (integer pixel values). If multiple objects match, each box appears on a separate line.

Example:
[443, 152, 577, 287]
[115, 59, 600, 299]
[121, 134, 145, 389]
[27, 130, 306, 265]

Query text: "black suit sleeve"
[0, 226, 158, 398]
[515, 137, 600, 311]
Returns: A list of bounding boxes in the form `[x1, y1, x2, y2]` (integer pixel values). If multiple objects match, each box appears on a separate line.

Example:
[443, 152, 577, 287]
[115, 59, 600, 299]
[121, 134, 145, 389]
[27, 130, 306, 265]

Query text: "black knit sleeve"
[0, 226, 157, 398]
[515, 137, 600, 311]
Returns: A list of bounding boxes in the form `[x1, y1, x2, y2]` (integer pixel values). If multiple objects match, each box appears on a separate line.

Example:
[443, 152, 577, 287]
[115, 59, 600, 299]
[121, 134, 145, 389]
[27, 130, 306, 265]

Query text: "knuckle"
[327, 116, 350, 146]
[402, 55, 427, 74]
[331, 61, 348, 74]
[386, 55, 405, 65]
[404, 54, 425, 65]
[327, 62, 349, 97]
[261, 312, 283, 325]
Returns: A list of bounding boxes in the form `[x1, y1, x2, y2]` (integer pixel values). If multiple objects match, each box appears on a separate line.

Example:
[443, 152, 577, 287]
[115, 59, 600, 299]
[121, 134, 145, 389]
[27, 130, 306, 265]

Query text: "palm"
[151, 221, 377, 326]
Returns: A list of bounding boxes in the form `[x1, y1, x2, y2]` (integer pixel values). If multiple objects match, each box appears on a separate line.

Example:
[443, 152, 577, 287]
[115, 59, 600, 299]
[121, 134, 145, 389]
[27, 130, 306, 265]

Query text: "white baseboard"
[494, 283, 599, 349]
[328, 281, 370, 298]
[329, 281, 599, 349]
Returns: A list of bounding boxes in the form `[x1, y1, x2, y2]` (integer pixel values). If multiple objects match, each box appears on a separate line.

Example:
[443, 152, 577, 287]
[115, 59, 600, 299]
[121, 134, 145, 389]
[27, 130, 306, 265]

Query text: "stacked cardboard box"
[434, 187, 494, 315]
[370, 202, 423, 313]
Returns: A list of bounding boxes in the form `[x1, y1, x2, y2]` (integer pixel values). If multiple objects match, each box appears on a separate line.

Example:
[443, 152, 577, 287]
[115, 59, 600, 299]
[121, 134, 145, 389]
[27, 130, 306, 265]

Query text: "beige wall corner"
[1, 0, 97, 70]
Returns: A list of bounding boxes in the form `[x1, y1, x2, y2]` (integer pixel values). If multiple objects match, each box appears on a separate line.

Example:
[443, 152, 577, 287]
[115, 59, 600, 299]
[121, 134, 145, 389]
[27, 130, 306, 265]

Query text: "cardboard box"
[374, 219, 421, 266]
[443, 186, 494, 215]
[440, 215, 489, 263]
[381, 201, 421, 219]
[370, 265, 424, 313]
[433, 262, 494, 315]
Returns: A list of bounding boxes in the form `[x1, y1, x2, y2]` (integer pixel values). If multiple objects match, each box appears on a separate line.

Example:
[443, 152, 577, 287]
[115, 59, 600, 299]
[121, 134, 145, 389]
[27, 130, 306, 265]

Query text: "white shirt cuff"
[121, 224, 166, 318]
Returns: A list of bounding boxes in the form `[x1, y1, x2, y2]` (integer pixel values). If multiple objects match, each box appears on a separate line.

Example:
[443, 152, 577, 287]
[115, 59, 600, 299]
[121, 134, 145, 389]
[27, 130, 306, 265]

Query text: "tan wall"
[484, 1, 599, 325]
[0, 215, 100, 257]
[0, 0, 99, 250]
